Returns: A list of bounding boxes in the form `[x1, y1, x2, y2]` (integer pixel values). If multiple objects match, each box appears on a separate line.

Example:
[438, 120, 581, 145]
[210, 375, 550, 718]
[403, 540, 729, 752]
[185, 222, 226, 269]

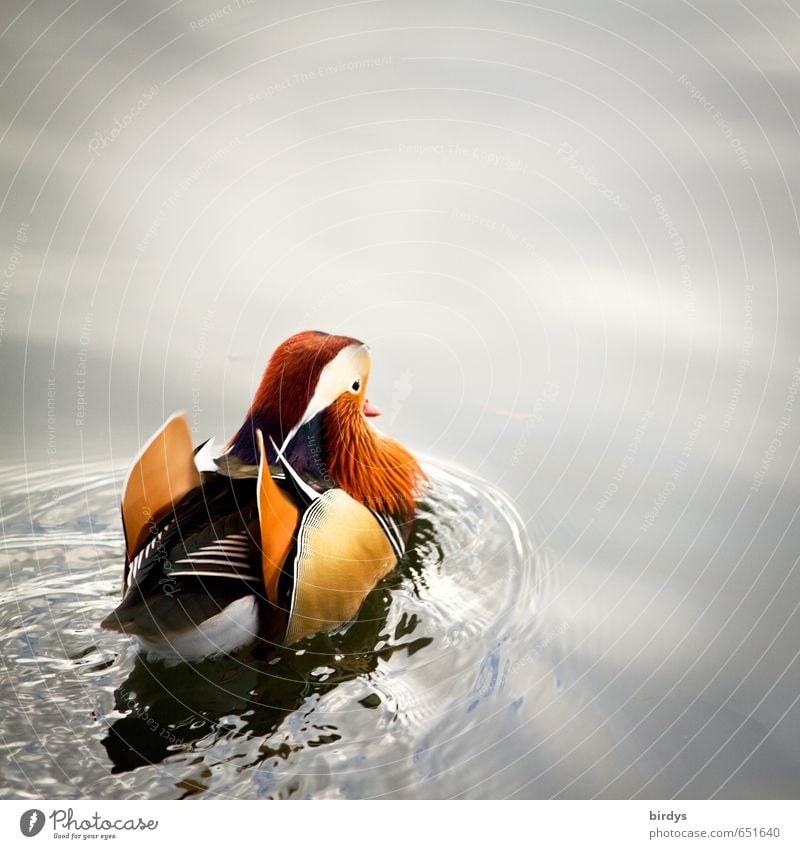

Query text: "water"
[1, 462, 547, 799]
[1, 0, 799, 798]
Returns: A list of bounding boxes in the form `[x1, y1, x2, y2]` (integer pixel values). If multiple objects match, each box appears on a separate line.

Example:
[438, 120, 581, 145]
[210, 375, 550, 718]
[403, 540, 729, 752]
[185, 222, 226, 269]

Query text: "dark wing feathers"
[104, 578, 258, 638]
[104, 462, 413, 643]
[103, 474, 265, 637]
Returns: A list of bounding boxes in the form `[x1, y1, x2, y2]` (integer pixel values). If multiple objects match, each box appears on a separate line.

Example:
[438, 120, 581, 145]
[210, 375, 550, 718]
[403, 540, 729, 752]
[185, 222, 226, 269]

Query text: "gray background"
[1, 0, 799, 798]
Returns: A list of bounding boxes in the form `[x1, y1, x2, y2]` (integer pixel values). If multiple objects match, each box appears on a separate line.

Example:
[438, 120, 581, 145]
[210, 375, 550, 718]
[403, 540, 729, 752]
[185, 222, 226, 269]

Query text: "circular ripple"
[0, 459, 552, 799]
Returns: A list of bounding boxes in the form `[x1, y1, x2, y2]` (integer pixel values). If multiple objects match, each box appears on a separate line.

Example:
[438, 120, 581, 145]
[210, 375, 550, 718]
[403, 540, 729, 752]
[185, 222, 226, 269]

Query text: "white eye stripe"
[280, 343, 371, 454]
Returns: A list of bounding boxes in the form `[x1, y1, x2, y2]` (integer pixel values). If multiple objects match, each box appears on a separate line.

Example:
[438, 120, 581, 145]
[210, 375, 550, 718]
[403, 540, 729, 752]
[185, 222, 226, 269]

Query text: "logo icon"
[20, 810, 45, 837]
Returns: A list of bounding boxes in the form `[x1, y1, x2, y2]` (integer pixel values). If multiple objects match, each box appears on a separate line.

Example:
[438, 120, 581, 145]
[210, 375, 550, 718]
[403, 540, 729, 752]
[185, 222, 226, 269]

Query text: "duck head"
[228, 330, 424, 516]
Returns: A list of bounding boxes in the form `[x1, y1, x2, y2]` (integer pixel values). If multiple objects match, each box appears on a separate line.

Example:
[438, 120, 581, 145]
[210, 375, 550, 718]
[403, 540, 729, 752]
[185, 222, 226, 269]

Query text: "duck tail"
[120, 412, 200, 564]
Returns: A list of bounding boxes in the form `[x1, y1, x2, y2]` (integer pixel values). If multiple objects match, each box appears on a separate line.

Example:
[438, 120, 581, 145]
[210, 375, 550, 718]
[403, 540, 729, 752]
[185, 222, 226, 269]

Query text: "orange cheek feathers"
[323, 395, 425, 517]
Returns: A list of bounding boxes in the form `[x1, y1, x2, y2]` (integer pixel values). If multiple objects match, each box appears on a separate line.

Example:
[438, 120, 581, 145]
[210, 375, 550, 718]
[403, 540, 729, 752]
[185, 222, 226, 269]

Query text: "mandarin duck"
[101, 331, 425, 661]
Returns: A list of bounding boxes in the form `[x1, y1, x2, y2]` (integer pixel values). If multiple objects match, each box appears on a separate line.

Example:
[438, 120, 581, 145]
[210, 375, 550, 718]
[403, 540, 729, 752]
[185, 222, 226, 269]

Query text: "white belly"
[134, 595, 259, 662]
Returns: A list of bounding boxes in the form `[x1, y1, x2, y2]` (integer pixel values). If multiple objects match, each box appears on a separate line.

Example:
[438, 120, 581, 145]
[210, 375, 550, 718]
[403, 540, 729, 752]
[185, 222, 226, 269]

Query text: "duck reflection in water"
[102, 522, 435, 783]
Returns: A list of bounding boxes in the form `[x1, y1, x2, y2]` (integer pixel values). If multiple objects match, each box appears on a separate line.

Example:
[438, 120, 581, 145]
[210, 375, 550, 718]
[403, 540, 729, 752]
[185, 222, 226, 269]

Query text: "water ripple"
[0, 459, 549, 799]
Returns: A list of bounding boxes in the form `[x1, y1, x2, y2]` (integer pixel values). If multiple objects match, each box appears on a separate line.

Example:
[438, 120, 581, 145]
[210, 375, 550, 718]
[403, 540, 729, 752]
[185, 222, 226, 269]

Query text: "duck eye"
[351, 378, 361, 392]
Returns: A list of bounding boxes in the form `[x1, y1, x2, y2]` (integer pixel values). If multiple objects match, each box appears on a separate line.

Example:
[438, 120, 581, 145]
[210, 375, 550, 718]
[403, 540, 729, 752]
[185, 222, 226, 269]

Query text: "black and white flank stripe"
[167, 532, 260, 582]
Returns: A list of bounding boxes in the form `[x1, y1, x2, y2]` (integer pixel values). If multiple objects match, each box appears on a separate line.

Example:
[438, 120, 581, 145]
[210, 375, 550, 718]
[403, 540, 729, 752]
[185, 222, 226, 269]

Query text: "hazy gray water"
[1, 0, 799, 798]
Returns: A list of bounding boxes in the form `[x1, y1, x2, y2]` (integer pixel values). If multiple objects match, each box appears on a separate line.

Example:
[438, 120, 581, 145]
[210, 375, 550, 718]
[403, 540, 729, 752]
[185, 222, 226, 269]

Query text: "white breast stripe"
[270, 435, 320, 504]
[370, 510, 405, 559]
[384, 514, 405, 555]
[287, 495, 328, 620]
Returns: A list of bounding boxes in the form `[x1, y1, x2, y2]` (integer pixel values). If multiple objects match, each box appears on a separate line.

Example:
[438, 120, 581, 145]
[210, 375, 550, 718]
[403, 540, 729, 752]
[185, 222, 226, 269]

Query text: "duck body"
[102, 332, 423, 661]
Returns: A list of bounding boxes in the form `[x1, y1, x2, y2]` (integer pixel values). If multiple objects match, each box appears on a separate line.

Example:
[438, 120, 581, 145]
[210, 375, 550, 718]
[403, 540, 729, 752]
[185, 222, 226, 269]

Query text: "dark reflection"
[101, 520, 435, 780]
